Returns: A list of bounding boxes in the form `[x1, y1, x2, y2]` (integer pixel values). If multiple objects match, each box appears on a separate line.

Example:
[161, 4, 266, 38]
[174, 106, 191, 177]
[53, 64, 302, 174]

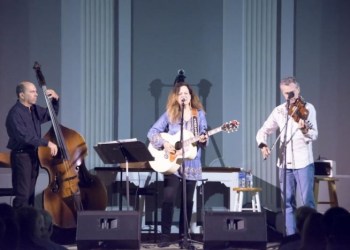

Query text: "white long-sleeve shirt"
[256, 102, 318, 169]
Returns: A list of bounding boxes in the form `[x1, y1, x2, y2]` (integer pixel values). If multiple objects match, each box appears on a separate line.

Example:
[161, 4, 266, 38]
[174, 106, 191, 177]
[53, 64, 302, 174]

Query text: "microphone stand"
[282, 97, 292, 237]
[179, 101, 194, 250]
[117, 141, 130, 211]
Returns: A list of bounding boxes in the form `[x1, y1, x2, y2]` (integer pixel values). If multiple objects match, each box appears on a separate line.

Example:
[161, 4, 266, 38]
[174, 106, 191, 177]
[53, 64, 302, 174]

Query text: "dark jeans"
[161, 174, 196, 235]
[11, 150, 39, 208]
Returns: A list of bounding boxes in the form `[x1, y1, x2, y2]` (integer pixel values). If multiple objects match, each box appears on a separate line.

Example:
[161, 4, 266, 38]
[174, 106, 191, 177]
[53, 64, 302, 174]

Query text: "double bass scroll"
[33, 62, 107, 229]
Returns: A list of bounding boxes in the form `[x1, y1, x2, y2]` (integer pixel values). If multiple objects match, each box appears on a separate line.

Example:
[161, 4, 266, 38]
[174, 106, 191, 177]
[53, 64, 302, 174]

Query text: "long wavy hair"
[166, 82, 205, 123]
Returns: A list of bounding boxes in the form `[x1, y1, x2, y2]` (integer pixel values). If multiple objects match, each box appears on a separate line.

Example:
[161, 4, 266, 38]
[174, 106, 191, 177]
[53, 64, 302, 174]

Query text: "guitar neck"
[184, 126, 222, 146]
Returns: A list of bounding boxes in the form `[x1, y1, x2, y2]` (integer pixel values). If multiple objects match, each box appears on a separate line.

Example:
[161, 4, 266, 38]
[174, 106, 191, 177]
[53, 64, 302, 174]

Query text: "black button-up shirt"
[6, 100, 59, 151]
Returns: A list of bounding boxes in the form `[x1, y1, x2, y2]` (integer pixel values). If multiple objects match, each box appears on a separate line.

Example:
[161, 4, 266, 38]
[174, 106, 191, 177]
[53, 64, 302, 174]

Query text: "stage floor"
[63, 228, 282, 249]
[66, 243, 280, 250]
[64, 240, 280, 250]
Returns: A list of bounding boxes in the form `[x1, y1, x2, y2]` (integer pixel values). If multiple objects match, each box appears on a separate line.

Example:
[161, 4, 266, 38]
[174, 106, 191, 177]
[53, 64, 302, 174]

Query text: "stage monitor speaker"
[203, 211, 267, 250]
[76, 210, 140, 250]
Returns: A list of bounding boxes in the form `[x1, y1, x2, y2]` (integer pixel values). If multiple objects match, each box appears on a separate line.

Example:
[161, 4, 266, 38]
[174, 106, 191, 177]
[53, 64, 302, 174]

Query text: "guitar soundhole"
[175, 141, 182, 150]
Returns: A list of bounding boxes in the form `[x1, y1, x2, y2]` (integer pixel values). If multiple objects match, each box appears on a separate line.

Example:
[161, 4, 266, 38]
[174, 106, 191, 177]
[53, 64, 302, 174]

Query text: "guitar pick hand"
[164, 141, 175, 154]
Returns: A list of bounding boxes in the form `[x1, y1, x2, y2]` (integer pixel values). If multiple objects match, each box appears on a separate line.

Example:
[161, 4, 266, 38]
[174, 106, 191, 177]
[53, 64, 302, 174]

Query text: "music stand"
[94, 139, 154, 210]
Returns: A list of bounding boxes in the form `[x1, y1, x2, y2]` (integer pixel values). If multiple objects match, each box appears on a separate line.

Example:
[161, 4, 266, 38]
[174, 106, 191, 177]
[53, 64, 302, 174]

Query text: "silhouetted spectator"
[0, 203, 20, 250]
[16, 206, 46, 250]
[36, 209, 67, 250]
[323, 207, 350, 250]
[322, 206, 349, 238]
[0, 218, 5, 246]
[279, 205, 317, 250]
[300, 212, 326, 250]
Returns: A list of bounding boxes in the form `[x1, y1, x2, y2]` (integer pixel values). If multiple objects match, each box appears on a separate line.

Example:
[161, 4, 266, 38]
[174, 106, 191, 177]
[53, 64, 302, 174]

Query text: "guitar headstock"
[221, 120, 240, 133]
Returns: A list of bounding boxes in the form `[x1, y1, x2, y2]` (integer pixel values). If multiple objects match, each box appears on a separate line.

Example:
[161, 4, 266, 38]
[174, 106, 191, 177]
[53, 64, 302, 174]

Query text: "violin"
[288, 96, 309, 122]
[264, 96, 312, 160]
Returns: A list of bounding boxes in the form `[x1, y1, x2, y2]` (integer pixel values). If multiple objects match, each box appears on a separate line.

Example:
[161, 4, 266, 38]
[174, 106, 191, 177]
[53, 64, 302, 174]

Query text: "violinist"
[256, 76, 318, 236]
[6, 81, 59, 208]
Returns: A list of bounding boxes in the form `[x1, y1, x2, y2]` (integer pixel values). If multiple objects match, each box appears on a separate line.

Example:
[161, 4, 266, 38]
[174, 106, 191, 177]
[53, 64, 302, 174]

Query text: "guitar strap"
[191, 109, 199, 137]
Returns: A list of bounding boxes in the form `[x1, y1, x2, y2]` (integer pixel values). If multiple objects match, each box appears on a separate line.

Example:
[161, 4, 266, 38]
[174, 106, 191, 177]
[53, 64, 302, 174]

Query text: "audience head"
[322, 206, 350, 237]
[296, 205, 317, 233]
[16, 206, 45, 243]
[0, 218, 5, 245]
[40, 209, 54, 239]
[323, 206, 350, 249]
[0, 203, 19, 250]
[300, 212, 327, 250]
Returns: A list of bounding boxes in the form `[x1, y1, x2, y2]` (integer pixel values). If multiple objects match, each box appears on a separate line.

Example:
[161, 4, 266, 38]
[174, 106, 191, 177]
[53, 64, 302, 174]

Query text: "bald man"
[6, 81, 59, 208]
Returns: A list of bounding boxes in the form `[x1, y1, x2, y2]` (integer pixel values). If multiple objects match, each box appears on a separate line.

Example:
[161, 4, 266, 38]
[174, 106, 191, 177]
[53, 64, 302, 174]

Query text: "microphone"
[288, 92, 295, 100]
[174, 69, 186, 85]
[181, 98, 186, 103]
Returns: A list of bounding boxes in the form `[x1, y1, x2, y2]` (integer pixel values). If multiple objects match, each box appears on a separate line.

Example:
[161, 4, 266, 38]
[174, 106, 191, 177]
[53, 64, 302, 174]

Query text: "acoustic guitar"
[148, 120, 239, 174]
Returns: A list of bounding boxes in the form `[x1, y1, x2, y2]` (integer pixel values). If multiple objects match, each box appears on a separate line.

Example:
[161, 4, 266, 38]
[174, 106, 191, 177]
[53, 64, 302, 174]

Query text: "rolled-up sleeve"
[256, 108, 279, 147]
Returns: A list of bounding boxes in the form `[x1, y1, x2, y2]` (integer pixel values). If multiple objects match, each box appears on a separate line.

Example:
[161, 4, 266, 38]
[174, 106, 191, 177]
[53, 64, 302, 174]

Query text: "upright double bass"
[33, 62, 107, 229]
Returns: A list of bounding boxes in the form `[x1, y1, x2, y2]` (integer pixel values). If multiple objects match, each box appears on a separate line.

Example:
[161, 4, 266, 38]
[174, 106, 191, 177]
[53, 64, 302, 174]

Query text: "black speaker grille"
[203, 211, 267, 250]
[76, 210, 140, 249]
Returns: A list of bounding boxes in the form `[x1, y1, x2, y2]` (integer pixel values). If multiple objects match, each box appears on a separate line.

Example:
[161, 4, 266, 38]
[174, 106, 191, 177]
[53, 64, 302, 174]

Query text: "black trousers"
[161, 174, 196, 235]
[10, 150, 39, 208]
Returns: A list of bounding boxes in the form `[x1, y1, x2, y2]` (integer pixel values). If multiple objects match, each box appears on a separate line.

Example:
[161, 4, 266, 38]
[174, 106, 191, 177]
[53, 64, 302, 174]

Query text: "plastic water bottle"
[239, 169, 246, 188]
[246, 170, 253, 188]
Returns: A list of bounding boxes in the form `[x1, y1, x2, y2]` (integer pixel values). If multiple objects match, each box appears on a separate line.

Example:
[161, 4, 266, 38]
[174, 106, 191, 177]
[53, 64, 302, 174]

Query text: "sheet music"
[93, 139, 153, 165]
[96, 138, 137, 145]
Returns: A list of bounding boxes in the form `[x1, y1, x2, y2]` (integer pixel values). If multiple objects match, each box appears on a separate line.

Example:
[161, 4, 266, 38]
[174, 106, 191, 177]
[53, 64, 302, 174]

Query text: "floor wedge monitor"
[203, 211, 267, 250]
[76, 210, 140, 250]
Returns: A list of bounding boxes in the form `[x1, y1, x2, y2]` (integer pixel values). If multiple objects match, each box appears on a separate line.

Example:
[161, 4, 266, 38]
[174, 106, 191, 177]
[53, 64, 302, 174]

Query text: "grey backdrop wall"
[295, 0, 350, 175]
[0, 0, 61, 146]
[131, 0, 225, 166]
[1, 0, 350, 210]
